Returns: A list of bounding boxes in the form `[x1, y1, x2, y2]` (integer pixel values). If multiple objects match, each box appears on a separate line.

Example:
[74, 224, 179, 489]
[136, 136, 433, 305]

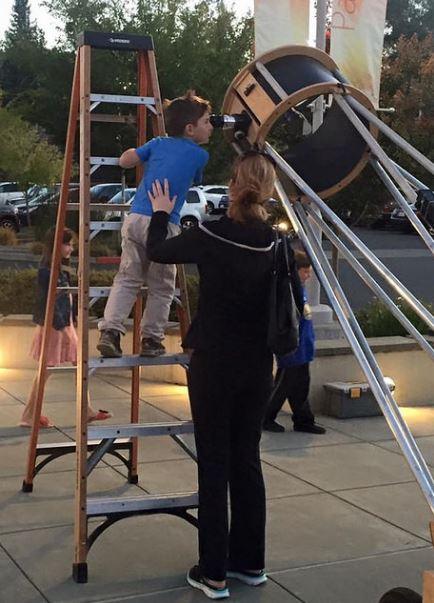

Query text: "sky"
[0, 0, 255, 47]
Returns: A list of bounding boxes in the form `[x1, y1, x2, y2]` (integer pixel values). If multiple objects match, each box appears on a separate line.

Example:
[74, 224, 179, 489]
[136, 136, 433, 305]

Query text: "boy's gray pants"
[98, 213, 180, 341]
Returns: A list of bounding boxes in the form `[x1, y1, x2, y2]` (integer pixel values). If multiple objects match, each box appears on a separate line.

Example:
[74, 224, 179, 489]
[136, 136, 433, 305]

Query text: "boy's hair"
[164, 90, 211, 137]
[294, 250, 311, 270]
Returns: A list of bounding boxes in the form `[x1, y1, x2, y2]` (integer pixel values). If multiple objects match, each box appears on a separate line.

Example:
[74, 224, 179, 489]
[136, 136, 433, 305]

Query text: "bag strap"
[272, 229, 279, 275]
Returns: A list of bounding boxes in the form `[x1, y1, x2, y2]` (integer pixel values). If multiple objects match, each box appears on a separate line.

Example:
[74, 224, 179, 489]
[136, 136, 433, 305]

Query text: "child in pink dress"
[20, 227, 112, 428]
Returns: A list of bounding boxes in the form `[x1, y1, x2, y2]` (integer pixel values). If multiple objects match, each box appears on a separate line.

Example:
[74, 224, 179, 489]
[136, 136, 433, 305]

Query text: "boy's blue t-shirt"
[278, 288, 315, 368]
[130, 136, 209, 225]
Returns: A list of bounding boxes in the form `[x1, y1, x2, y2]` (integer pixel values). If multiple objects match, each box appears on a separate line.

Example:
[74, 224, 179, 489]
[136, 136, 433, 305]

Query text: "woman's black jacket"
[147, 212, 303, 353]
[33, 265, 76, 331]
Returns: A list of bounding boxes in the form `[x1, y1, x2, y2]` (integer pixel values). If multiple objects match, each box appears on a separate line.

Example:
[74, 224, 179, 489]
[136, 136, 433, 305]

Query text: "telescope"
[209, 112, 252, 137]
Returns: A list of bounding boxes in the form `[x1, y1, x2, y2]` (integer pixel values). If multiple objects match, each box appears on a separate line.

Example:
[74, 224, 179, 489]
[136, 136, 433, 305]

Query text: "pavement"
[0, 367, 433, 603]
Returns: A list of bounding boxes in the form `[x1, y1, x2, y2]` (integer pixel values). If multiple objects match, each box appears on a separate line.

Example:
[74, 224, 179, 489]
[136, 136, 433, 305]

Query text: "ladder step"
[36, 438, 131, 455]
[90, 156, 120, 166]
[89, 113, 136, 124]
[57, 286, 180, 297]
[88, 420, 194, 440]
[90, 93, 155, 106]
[87, 492, 198, 517]
[90, 221, 122, 231]
[89, 353, 190, 370]
[67, 203, 130, 211]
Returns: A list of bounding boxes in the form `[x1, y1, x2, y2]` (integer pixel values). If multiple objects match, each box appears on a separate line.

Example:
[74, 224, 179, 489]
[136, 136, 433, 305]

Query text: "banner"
[330, 0, 388, 107]
[254, 0, 310, 56]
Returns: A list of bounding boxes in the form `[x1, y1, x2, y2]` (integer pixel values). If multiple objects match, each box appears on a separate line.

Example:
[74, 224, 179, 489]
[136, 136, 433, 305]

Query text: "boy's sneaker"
[140, 337, 165, 357]
[227, 569, 267, 586]
[263, 420, 285, 433]
[294, 423, 326, 434]
[97, 329, 122, 358]
[186, 566, 229, 599]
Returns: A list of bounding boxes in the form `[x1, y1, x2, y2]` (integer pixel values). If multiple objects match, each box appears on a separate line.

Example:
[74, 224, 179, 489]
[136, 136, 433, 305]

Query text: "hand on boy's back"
[148, 179, 177, 214]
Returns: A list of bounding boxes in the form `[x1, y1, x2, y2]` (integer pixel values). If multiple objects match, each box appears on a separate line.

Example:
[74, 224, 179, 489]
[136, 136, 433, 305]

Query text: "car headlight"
[13, 206, 18, 215]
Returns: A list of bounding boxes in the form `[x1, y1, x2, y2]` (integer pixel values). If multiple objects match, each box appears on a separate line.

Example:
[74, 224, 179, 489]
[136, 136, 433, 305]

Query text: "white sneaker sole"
[226, 570, 267, 586]
[186, 572, 230, 599]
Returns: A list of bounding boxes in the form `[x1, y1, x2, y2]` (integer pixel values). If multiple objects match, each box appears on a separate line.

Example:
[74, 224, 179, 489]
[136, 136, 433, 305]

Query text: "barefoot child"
[20, 227, 112, 428]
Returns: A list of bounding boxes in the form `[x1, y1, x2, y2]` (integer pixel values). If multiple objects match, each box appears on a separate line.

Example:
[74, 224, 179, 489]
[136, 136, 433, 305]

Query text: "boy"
[97, 90, 213, 358]
[263, 250, 326, 434]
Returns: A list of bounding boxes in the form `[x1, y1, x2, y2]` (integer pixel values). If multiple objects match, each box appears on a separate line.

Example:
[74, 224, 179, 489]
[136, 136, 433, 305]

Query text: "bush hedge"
[0, 228, 18, 246]
[355, 298, 433, 337]
[0, 268, 199, 320]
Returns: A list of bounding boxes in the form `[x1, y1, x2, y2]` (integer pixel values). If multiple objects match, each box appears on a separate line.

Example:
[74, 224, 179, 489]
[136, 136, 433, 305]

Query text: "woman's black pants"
[188, 349, 273, 581]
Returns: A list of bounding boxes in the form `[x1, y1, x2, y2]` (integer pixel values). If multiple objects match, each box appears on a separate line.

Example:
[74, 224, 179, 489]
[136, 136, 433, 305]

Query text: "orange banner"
[330, 0, 388, 107]
[254, 0, 310, 56]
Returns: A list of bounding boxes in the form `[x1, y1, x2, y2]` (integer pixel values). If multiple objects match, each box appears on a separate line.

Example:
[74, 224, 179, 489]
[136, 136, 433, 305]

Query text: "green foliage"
[356, 298, 433, 338]
[0, 106, 63, 191]
[0, 267, 199, 322]
[4, 0, 44, 47]
[0, 268, 37, 314]
[30, 240, 44, 255]
[0, 228, 18, 246]
[1, 0, 253, 184]
[386, 0, 434, 44]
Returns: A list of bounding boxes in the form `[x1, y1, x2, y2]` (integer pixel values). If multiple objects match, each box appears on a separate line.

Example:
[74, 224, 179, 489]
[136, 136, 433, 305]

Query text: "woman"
[147, 152, 297, 599]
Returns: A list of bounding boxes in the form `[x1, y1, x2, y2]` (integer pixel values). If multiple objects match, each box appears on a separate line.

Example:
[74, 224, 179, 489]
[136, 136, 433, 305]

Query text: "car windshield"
[108, 190, 136, 204]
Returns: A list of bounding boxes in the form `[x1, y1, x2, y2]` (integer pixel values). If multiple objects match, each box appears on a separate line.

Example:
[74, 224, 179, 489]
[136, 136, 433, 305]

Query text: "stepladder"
[21, 30, 198, 583]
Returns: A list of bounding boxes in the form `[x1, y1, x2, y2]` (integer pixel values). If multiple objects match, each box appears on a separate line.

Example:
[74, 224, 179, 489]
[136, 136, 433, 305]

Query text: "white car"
[199, 185, 229, 211]
[0, 182, 25, 204]
[104, 186, 209, 228]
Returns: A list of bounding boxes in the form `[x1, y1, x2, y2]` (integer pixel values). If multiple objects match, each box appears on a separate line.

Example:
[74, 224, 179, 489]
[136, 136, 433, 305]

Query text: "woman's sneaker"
[187, 566, 230, 599]
[227, 569, 267, 586]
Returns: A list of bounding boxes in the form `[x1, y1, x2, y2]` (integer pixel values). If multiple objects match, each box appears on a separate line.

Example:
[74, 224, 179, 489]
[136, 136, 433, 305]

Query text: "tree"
[386, 0, 434, 45]
[4, 0, 44, 46]
[380, 34, 434, 181]
[0, 107, 63, 224]
[36, 0, 254, 183]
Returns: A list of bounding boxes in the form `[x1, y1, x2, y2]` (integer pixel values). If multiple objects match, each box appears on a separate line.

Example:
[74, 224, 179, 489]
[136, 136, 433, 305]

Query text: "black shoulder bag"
[267, 231, 300, 356]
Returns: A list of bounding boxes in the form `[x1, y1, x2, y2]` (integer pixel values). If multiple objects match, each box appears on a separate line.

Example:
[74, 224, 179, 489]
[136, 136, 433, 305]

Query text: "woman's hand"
[148, 179, 177, 214]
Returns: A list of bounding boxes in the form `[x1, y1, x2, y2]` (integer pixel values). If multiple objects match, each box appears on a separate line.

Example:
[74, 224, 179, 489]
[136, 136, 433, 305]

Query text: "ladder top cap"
[77, 31, 154, 51]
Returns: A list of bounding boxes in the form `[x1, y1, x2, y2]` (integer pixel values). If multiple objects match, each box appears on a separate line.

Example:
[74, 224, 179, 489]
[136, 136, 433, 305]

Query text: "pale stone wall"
[1, 316, 432, 408]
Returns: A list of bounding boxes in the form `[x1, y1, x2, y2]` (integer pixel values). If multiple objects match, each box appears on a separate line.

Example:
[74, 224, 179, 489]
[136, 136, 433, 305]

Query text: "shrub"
[356, 298, 433, 337]
[30, 241, 44, 255]
[0, 269, 38, 314]
[0, 268, 199, 321]
[0, 228, 18, 246]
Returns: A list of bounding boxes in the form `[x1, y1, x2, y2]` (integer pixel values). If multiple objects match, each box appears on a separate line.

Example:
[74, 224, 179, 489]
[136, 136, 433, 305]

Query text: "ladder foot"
[22, 480, 33, 493]
[128, 474, 139, 484]
[72, 562, 88, 583]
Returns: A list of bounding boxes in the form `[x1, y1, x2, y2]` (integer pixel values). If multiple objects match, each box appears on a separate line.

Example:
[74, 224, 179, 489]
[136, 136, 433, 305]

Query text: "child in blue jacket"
[263, 250, 326, 434]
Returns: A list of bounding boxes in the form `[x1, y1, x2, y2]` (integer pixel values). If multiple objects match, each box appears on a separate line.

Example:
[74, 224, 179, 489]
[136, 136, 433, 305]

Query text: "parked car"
[90, 183, 123, 204]
[0, 200, 20, 232]
[15, 186, 79, 227]
[104, 188, 137, 220]
[104, 186, 209, 228]
[370, 199, 396, 229]
[199, 185, 229, 211]
[0, 182, 25, 204]
[390, 203, 418, 232]
[218, 194, 229, 210]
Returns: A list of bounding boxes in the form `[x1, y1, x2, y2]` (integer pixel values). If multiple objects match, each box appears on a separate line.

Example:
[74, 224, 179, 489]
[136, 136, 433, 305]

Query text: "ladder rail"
[23, 51, 81, 491]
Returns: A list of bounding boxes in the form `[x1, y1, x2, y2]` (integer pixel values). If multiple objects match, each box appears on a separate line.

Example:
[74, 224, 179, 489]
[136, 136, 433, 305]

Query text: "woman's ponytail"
[228, 153, 276, 223]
